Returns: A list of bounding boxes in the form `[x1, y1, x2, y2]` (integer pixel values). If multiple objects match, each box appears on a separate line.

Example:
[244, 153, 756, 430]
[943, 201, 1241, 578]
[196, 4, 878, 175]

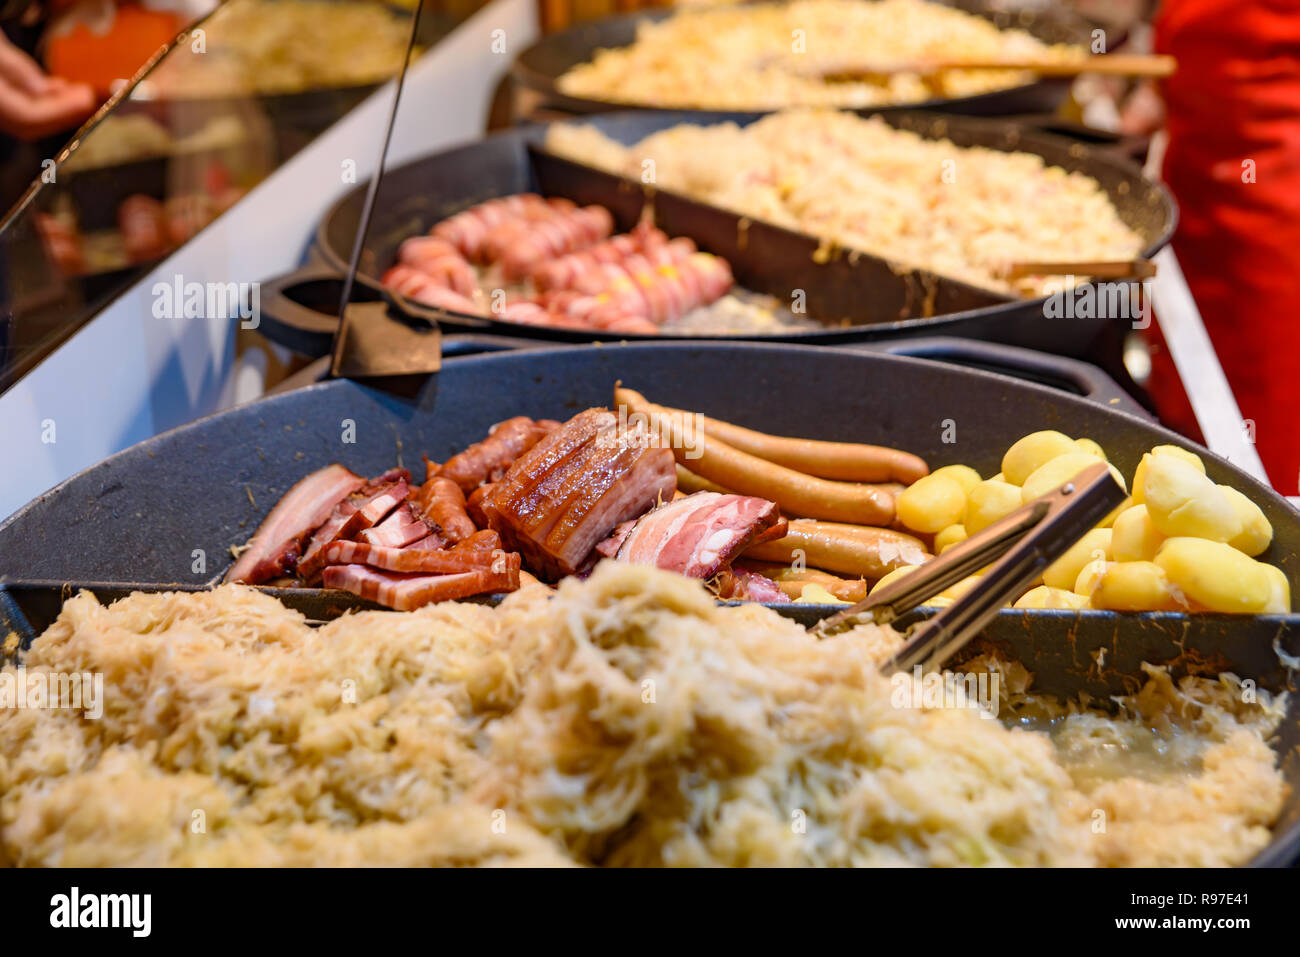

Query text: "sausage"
[530, 230, 664, 291]
[382, 265, 480, 314]
[498, 205, 615, 280]
[742, 519, 930, 579]
[616, 387, 896, 526]
[733, 561, 869, 603]
[645, 403, 928, 484]
[417, 476, 477, 543]
[440, 417, 555, 492]
[397, 236, 477, 297]
[466, 484, 493, 528]
[432, 193, 552, 261]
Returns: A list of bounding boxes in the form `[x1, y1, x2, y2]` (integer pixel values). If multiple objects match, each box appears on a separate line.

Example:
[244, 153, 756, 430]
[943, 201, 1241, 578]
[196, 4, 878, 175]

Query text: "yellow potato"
[871, 563, 922, 593]
[1219, 485, 1273, 557]
[1043, 528, 1112, 591]
[1020, 452, 1123, 503]
[929, 464, 982, 495]
[934, 523, 967, 554]
[1131, 445, 1206, 505]
[1014, 585, 1089, 610]
[990, 472, 1007, 483]
[1098, 496, 1131, 529]
[964, 480, 1023, 534]
[1141, 455, 1242, 542]
[896, 474, 967, 534]
[794, 583, 850, 605]
[1110, 504, 1165, 563]
[1074, 437, 1107, 460]
[940, 575, 984, 601]
[1154, 538, 1272, 614]
[1002, 430, 1077, 485]
[1073, 558, 1109, 598]
[1260, 564, 1292, 614]
[1090, 561, 1184, 612]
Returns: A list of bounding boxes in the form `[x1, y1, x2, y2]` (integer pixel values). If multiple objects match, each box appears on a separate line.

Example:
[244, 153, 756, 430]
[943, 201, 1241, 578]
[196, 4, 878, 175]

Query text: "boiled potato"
[1154, 538, 1271, 613]
[1260, 564, 1292, 614]
[871, 563, 922, 593]
[965, 480, 1022, 534]
[1074, 437, 1107, 460]
[1014, 585, 1089, 610]
[896, 474, 967, 534]
[1141, 455, 1241, 542]
[1219, 485, 1273, 556]
[990, 472, 1007, 483]
[934, 523, 967, 554]
[1043, 528, 1112, 591]
[1090, 561, 1183, 611]
[1073, 557, 1110, 599]
[1002, 430, 1077, 485]
[930, 464, 982, 495]
[1131, 445, 1206, 505]
[1020, 452, 1124, 503]
[1110, 504, 1165, 563]
[940, 575, 984, 601]
[794, 583, 850, 605]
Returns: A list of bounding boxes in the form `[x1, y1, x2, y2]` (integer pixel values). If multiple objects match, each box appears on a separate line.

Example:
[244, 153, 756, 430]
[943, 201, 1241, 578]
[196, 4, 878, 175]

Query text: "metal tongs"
[812, 462, 1127, 673]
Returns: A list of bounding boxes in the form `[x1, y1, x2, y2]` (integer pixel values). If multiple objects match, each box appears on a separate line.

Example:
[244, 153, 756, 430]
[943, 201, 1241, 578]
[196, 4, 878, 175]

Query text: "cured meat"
[322, 556, 521, 611]
[416, 476, 476, 543]
[439, 417, 560, 492]
[295, 470, 410, 582]
[600, 490, 783, 579]
[357, 502, 431, 548]
[714, 566, 790, 603]
[396, 236, 476, 296]
[479, 408, 677, 580]
[432, 193, 553, 261]
[224, 464, 366, 584]
[320, 532, 506, 574]
[497, 205, 615, 280]
[381, 265, 480, 314]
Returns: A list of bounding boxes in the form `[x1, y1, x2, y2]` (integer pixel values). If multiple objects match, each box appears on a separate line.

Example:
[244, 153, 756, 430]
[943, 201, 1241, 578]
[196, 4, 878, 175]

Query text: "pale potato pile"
[0, 564, 1285, 867]
[546, 110, 1144, 297]
[558, 0, 1079, 110]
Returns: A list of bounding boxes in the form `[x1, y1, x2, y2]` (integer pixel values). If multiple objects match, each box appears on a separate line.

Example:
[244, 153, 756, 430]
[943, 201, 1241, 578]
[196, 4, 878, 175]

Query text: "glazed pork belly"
[479, 408, 677, 580]
[596, 491, 785, 580]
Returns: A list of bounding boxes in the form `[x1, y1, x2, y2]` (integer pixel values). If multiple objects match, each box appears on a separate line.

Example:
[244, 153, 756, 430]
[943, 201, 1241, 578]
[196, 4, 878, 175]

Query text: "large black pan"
[259, 110, 1175, 386]
[512, 1, 1095, 120]
[0, 341, 1296, 864]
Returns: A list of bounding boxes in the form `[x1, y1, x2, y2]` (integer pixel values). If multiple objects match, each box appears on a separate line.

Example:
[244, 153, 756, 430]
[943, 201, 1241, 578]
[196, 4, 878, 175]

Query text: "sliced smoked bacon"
[296, 469, 412, 582]
[224, 464, 366, 584]
[438, 416, 561, 492]
[478, 408, 677, 580]
[357, 502, 432, 548]
[321, 530, 505, 574]
[322, 555, 521, 611]
[596, 491, 785, 580]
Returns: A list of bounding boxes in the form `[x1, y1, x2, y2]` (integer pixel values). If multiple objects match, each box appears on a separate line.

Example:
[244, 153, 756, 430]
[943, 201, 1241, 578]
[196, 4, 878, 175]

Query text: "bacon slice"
[357, 502, 431, 548]
[224, 464, 366, 584]
[439, 417, 559, 493]
[601, 491, 782, 580]
[322, 556, 521, 611]
[416, 476, 476, 543]
[480, 408, 677, 580]
[296, 470, 411, 582]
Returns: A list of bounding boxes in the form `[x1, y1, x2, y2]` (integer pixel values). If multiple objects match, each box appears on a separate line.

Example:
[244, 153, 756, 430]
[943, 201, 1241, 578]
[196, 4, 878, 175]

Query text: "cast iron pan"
[511, 1, 1092, 120]
[0, 342, 1296, 864]
[259, 110, 1174, 388]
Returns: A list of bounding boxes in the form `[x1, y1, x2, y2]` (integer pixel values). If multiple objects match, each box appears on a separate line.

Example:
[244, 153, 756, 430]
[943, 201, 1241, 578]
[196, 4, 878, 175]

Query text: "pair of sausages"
[616, 387, 903, 527]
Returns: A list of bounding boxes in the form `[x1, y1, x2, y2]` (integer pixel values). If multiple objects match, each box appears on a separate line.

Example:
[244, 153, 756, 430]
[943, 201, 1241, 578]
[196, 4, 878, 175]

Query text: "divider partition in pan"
[511, 1, 1096, 120]
[258, 110, 1175, 386]
[1, 343, 1297, 863]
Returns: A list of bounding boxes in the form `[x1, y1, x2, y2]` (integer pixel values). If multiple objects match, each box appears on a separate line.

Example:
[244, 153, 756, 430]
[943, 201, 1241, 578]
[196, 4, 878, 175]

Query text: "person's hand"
[0, 32, 96, 140]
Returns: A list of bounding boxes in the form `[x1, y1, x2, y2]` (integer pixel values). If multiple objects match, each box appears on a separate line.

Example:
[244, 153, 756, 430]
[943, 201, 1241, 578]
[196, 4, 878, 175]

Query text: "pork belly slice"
[321, 530, 506, 574]
[322, 555, 521, 610]
[296, 471, 413, 582]
[480, 408, 676, 580]
[603, 491, 783, 580]
[224, 464, 366, 584]
[357, 501, 431, 548]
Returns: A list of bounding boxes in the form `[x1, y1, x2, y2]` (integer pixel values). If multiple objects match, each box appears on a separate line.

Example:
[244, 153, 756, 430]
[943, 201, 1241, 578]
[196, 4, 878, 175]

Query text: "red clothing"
[1154, 0, 1300, 494]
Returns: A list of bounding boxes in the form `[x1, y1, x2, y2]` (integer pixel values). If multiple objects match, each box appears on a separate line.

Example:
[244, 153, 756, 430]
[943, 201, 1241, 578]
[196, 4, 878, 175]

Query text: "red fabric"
[1151, 0, 1300, 494]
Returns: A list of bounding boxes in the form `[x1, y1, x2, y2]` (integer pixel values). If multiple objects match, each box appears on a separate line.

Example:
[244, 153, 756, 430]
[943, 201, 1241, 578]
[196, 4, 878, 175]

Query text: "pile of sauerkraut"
[0, 564, 1283, 866]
